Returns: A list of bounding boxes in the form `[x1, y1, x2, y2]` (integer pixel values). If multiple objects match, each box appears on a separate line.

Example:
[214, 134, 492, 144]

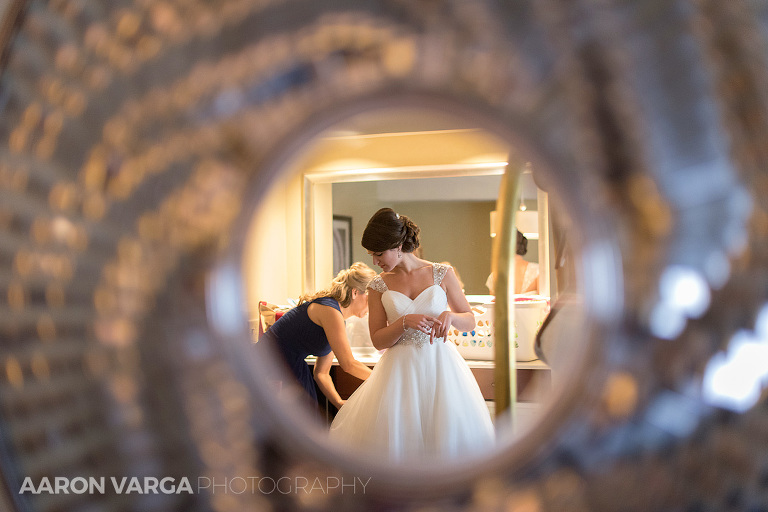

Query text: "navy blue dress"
[260, 297, 340, 402]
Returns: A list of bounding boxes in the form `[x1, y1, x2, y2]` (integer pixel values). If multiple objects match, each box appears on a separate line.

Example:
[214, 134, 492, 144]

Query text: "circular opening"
[211, 92, 612, 497]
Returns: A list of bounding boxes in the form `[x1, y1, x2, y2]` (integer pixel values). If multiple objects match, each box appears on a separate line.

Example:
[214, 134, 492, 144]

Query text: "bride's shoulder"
[432, 262, 452, 283]
[367, 274, 388, 293]
[432, 261, 453, 273]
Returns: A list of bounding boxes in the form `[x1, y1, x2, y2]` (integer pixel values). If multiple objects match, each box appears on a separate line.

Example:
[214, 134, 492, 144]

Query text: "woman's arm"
[368, 289, 442, 348]
[310, 304, 372, 381]
[313, 352, 345, 408]
[367, 290, 403, 350]
[433, 267, 476, 339]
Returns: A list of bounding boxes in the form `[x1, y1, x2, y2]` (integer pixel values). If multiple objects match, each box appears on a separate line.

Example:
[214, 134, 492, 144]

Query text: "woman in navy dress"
[258, 262, 376, 408]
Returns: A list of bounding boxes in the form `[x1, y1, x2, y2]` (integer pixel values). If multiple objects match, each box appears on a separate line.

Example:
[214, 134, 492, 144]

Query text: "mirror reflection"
[244, 105, 585, 464]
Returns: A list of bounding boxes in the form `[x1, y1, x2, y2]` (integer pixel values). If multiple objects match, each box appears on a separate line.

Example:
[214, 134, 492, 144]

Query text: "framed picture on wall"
[333, 215, 353, 276]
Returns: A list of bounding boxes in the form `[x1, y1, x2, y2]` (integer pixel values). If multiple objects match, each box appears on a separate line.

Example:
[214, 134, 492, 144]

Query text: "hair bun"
[361, 208, 421, 253]
[399, 215, 420, 253]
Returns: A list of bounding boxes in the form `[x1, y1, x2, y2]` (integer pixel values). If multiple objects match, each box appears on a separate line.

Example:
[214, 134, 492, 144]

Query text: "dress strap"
[312, 296, 341, 312]
[367, 275, 388, 293]
[521, 262, 539, 292]
[433, 263, 449, 286]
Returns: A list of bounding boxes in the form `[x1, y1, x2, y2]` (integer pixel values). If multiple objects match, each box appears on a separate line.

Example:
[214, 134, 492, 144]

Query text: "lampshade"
[490, 210, 538, 239]
[516, 210, 539, 239]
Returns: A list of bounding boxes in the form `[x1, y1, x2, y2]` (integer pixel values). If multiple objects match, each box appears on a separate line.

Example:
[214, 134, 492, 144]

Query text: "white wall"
[375, 175, 502, 202]
[243, 172, 303, 315]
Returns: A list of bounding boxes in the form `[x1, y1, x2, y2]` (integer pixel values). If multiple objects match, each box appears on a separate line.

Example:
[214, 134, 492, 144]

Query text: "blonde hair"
[298, 262, 376, 307]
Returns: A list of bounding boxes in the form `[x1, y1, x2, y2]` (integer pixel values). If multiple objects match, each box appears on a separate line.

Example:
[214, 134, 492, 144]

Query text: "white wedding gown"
[329, 263, 494, 461]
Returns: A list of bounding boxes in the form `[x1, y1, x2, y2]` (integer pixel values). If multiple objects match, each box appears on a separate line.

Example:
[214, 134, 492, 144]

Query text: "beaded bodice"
[368, 263, 449, 348]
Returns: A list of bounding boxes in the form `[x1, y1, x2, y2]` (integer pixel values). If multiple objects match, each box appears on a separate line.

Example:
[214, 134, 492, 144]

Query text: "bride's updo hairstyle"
[361, 208, 421, 253]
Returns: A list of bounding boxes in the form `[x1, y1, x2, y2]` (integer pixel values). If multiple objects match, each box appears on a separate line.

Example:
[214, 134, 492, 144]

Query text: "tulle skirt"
[329, 339, 495, 461]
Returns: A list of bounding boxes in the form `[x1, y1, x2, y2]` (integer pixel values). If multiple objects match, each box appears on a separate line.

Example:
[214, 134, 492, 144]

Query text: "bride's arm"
[367, 290, 405, 350]
[369, 289, 440, 349]
[434, 267, 475, 339]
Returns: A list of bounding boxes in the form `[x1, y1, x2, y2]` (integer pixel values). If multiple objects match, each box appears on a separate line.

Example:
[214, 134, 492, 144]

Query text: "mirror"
[242, 103, 587, 468]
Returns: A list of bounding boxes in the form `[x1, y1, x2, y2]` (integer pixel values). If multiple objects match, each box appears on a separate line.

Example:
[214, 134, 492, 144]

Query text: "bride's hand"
[433, 311, 453, 341]
[405, 314, 440, 334]
[405, 314, 442, 344]
[427, 316, 445, 344]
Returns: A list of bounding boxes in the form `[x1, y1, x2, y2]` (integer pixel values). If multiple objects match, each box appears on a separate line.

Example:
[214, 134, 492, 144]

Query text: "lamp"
[491, 210, 539, 240]
[516, 210, 539, 240]
[490, 209, 539, 239]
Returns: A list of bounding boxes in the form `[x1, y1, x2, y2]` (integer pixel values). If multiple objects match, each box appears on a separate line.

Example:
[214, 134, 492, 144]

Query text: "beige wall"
[330, 181, 380, 268]
[392, 200, 496, 295]
[333, 181, 497, 295]
[242, 172, 304, 314]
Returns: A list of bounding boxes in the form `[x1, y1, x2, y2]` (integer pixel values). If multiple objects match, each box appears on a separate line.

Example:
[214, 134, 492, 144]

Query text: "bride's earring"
[398, 249, 402, 258]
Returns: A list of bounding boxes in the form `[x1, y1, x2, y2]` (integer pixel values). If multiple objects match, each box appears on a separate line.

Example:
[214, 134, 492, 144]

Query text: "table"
[305, 352, 551, 403]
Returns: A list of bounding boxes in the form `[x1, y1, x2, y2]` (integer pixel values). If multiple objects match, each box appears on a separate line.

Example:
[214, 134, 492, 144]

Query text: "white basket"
[513, 299, 549, 361]
[448, 298, 549, 361]
[448, 304, 495, 360]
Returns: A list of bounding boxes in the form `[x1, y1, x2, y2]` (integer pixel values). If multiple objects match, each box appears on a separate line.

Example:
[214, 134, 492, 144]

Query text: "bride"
[329, 208, 494, 460]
